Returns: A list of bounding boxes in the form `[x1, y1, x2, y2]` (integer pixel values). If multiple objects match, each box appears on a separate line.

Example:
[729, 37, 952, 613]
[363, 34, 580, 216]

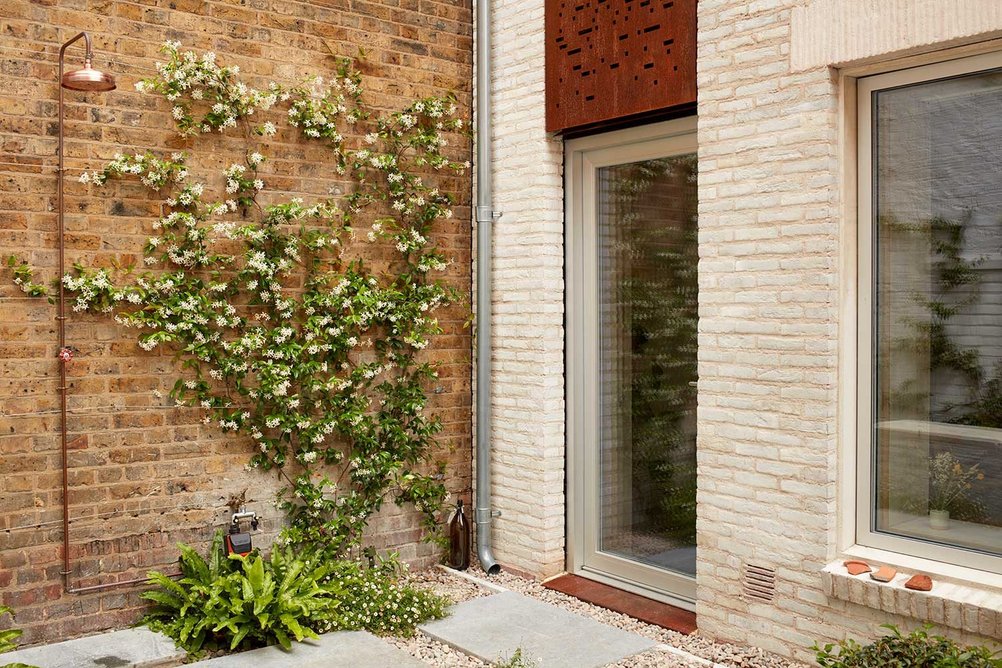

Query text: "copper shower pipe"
[55, 33, 166, 596]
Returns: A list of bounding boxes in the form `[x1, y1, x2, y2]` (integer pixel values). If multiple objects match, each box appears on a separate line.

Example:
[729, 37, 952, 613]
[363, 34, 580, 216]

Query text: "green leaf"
[279, 614, 305, 640]
[229, 625, 251, 650]
[246, 556, 265, 594]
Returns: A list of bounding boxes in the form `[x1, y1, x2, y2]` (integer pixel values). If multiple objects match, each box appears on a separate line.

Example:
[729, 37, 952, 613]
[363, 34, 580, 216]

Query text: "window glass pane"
[873, 69, 1002, 557]
[596, 155, 698, 576]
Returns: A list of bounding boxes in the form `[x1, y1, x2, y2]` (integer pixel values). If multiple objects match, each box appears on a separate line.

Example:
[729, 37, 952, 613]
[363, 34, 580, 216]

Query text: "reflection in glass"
[873, 68, 1002, 557]
[597, 154, 698, 576]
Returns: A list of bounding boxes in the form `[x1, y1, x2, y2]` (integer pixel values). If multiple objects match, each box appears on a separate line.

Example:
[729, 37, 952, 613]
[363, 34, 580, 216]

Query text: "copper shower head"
[61, 58, 116, 92]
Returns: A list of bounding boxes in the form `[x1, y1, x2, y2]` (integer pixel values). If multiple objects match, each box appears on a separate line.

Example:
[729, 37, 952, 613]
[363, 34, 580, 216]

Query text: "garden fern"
[141, 532, 447, 655]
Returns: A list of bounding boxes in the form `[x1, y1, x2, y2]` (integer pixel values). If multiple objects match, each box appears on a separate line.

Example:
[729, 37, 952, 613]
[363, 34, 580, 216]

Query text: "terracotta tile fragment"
[843, 559, 871, 576]
[870, 565, 897, 582]
[904, 574, 932, 591]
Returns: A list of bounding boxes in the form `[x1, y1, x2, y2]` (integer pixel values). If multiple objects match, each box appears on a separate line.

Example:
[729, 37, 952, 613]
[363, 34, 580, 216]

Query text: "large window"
[858, 53, 1002, 573]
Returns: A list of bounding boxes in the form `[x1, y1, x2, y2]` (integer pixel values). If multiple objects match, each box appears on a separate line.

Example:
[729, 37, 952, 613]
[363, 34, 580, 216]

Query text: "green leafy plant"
[814, 624, 1002, 668]
[0, 606, 23, 654]
[142, 532, 449, 655]
[884, 213, 993, 524]
[0, 605, 39, 668]
[6, 42, 470, 556]
[888, 214, 986, 416]
[142, 532, 340, 653]
[608, 155, 698, 546]
[492, 648, 539, 668]
[4, 257, 47, 298]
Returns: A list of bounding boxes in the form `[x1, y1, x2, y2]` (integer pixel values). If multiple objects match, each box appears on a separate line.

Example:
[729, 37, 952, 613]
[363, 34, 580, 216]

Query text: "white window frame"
[855, 51, 1002, 575]
[565, 117, 698, 610]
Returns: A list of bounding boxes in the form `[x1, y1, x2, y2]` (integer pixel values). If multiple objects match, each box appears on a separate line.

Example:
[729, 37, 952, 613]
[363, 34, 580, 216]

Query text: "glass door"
[567, 119, 698, 607]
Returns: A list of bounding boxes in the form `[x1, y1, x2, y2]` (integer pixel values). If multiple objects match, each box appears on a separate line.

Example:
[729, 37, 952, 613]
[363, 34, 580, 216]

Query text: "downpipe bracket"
[476, 206, 502, 223]
[475, 508, 501, 524]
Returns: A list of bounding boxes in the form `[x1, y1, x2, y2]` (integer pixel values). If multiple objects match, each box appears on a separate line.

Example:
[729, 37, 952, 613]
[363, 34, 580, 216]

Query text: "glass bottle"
[449, 499, 470, 570]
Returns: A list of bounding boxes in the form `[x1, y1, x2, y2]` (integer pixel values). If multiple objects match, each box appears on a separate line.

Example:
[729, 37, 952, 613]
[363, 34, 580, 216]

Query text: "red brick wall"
[0, 0, 472, 645]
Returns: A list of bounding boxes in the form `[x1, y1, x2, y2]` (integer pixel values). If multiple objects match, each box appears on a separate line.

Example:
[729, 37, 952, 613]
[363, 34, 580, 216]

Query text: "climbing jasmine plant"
[11, 42, 470, 555]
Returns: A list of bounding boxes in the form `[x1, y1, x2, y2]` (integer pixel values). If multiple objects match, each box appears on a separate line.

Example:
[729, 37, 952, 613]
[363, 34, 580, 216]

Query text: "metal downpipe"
[474, 0, 501, 576]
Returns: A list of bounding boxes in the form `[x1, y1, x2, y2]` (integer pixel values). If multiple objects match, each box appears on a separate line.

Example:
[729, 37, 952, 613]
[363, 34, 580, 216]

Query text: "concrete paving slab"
[0, 627, 184, 668]
[186, 631, 428, 668]
[419, 591, 655, 667]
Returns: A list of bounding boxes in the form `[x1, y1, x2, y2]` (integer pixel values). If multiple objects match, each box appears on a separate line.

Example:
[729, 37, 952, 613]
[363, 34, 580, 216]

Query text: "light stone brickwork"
[791, 0, 1002, 72]
[487, 0, 1002, 661]
[483, 0, 566, 578]
[694, 0, 1001, 661]
[694, 3, 845, 659]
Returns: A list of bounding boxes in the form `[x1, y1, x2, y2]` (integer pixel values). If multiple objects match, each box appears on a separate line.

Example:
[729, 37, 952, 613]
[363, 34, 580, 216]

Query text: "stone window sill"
[821, 560, 1002, 637]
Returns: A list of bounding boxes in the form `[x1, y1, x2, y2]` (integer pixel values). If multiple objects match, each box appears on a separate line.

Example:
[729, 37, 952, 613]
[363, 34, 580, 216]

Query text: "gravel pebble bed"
[401, 565, 808, 668]
[387, 633, 488, 668]
[607, 648, 712, 668]
[406, 566, 493, 605]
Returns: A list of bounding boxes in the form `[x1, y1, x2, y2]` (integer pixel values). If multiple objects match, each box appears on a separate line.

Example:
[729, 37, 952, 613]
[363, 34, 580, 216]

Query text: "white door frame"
[565, 116, 698, 610]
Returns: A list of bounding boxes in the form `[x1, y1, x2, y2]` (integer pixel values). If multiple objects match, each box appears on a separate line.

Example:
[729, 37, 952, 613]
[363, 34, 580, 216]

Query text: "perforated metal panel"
[545, 0, 696, 133]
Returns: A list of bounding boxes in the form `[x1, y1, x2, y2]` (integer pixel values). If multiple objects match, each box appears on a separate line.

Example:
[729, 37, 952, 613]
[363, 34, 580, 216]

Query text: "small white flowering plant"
[8, 43, 471, 557]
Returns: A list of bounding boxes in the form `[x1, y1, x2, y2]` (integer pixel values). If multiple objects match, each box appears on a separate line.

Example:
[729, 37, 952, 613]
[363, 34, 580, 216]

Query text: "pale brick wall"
[695, 0, 1001, 661]
[482, 0, 566, 578]
[695, 1, 843, 659]
[790, 0, 1002, 71]
[485, 0, 1002, 660]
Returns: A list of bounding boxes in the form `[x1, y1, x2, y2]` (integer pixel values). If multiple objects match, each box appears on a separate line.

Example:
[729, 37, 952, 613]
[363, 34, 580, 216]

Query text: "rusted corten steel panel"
[545, 0, 696, 133]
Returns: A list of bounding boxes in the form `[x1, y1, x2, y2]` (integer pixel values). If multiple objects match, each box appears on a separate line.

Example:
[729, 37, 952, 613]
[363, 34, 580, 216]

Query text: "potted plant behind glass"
[928, 452, 984, 529]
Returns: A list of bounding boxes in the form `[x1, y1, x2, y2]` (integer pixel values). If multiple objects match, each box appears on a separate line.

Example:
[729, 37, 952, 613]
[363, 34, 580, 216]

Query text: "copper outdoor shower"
[56, 32, 130, 595]
[60, 34, 117, 93]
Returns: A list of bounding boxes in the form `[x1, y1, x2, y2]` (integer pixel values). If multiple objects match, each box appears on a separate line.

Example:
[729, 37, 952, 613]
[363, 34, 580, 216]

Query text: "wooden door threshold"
[542, 573, 697, 634]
